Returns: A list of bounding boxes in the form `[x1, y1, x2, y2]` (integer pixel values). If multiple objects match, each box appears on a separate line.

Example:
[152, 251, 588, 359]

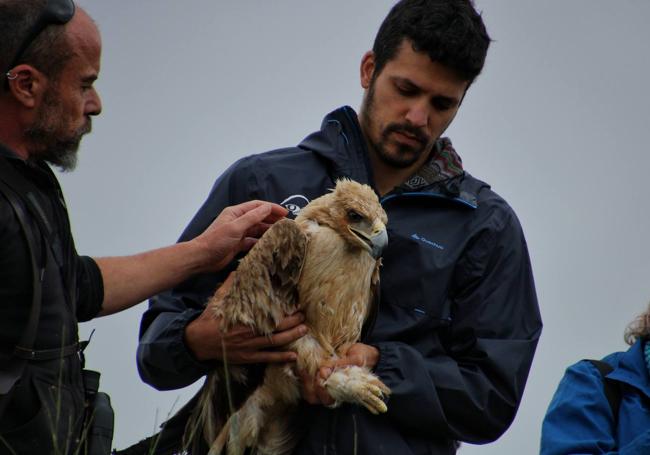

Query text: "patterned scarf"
[399, 137, 464, 191]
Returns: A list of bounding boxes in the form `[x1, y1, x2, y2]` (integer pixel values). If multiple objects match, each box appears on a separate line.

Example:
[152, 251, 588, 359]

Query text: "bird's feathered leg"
[323, 365, 390, 414]
[292, 333, 389, 414]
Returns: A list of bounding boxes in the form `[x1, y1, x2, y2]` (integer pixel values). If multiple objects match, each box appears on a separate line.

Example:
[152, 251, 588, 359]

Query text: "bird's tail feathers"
[184, 373, 219, 449]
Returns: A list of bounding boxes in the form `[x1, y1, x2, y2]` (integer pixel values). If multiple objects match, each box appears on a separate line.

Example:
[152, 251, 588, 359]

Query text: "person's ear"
[5, 64, 47, 108]
[360, 51, 376, 90]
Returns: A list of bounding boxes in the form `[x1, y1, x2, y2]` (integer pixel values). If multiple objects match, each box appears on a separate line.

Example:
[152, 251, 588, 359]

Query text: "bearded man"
[0, 1, 306, 453]
[137, 1, 542, 454]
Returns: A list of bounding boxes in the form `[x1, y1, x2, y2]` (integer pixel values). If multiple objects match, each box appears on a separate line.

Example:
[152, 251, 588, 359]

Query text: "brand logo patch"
[280, 194, 310, 216]
[411, 233, 445, 250]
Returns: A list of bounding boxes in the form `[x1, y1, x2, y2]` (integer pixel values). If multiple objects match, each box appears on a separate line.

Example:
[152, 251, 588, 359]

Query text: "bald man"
[0, 1, 305, 453]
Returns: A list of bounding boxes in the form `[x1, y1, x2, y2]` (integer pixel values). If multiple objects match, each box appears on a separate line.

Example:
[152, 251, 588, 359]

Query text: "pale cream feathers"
[198, 179, 390, 455]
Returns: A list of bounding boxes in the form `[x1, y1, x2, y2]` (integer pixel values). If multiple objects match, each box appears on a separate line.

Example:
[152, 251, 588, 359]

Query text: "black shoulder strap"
[0, 175, 45, 396]
[587, 359, 622, 419]
[0, 159, 77, 309]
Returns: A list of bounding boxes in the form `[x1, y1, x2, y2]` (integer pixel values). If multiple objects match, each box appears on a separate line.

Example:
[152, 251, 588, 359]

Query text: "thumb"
[319, 366, 333, 380]
[240, 237, 258, 252]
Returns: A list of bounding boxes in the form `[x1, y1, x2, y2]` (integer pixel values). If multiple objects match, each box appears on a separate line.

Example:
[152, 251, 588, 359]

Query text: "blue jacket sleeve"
[136, 158, 259, 390]
[373, 207, 542, 443]
[541, 360, 650, 455]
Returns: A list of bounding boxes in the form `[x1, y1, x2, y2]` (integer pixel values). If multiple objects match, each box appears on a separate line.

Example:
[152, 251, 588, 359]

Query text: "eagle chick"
[199, 179, 389, 455]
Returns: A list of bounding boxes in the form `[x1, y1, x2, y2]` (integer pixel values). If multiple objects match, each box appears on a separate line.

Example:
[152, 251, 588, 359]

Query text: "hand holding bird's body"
[185, 273, 307, 364]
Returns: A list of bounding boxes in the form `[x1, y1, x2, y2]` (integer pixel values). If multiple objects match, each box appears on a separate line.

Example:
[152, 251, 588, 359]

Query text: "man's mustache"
[80, 117, 92, 136]
[383, 123, 429, 146]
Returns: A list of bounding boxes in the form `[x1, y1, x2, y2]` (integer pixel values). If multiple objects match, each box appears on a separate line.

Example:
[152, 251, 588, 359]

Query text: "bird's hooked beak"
[350, 220, 388, 259]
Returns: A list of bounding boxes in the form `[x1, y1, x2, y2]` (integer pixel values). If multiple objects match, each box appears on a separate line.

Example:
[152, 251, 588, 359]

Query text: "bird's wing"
[212, 218, 307, 334]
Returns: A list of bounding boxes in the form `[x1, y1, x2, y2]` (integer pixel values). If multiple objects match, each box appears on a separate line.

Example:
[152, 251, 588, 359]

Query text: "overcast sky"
[65, 1, 650, 452]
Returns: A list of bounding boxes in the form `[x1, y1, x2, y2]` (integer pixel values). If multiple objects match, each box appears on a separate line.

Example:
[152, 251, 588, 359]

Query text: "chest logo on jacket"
[411, 233, 445, 250]
[280, 194, 311, 216]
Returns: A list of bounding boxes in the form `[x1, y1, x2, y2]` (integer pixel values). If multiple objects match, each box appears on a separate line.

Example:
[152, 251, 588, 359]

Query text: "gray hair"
[624, 302, 650, 345]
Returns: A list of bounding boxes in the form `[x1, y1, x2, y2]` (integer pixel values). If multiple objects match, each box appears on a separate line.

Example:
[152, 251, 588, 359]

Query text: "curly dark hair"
[0, 0, 73, 91]
[372, 0, 491, 83]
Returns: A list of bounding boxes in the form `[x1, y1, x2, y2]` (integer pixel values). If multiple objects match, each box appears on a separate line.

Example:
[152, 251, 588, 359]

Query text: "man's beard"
[25, 88, 91, 172]
[360, 80, 432, 169]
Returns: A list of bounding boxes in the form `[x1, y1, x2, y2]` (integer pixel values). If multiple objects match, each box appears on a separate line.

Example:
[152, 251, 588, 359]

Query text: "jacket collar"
[608, 338, 650, 398]
[298, 106, 478, 207]
[398, 137, 464, 191]
[0, 142, 59, 191]
[298, 105, 373, 186]
[0, 142, 20, 160]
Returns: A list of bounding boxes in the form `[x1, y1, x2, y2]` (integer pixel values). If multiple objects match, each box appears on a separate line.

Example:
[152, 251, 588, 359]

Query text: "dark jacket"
[137, 106, 542, 454]
[541, 339, 650, 455]
[0, 147, 104, 455]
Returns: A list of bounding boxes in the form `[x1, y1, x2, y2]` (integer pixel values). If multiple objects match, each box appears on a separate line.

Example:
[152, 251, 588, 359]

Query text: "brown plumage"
[195, 179, 390, 455]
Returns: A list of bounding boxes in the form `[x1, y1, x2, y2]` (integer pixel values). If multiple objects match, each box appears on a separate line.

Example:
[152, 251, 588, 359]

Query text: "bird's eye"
[347, 210, 363, 222]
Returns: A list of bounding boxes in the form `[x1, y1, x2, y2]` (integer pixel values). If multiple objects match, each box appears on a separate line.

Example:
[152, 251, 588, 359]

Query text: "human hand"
[300, 343, 380, 406]
[184, 273, 307, 363]
[192, 200, 288, 273]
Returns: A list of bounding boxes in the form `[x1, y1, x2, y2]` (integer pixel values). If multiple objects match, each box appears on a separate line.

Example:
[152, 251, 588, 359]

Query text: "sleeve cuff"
[137, 308, 213, 390]
[174, 309, 214, 370]
[76, 255, 104, 321]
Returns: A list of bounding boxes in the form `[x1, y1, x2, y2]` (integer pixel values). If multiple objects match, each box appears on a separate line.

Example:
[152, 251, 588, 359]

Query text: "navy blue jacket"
[541, 339, 650, 454]
[137, 106, 542, 454]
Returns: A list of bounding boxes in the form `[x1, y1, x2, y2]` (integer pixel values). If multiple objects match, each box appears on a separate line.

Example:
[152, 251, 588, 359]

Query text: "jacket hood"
[607, 338, 650, 399]
[298, 106, 372, 185]
[299, 105, 486, 208]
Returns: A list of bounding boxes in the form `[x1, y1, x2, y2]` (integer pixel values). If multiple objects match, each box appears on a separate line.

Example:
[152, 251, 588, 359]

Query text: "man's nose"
[87, 88, 102, 116]
[404, 101, 429, 128]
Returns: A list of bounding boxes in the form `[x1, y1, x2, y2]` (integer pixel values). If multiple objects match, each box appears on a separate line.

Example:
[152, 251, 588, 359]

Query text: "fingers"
[316, 367, 335, 406]
[225, 200, 268, 217]
[259, 202, 289, 222]
[328, 343, 379, 369]
[319, 365, 333, 381]
[230, 204, 273, 233]
[243, 312, 307, 348]
[223, 323, 257, 339]
[334, 354, 363, 368]
[315, 382, 334, 406]
[299, 370, 318, 404]
[224, 312, 305, 344]
[228, 200, 288, 222]
[299, 369, 334, 406]
[245, 222, 272, 240]
[246, 322, 307, 349]
[275, 312, 306, 331]
[228, 203, 288, 240]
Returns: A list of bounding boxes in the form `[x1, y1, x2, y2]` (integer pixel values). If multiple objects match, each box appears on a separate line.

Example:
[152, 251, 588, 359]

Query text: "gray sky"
[65, 1, 650, 452]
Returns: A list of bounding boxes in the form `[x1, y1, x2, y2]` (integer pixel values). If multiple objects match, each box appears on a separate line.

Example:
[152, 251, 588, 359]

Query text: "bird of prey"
[192, 179, 390, 455]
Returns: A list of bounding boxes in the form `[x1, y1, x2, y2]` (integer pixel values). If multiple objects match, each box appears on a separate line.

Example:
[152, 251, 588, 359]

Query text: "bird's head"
[298, 179, 388, 258]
